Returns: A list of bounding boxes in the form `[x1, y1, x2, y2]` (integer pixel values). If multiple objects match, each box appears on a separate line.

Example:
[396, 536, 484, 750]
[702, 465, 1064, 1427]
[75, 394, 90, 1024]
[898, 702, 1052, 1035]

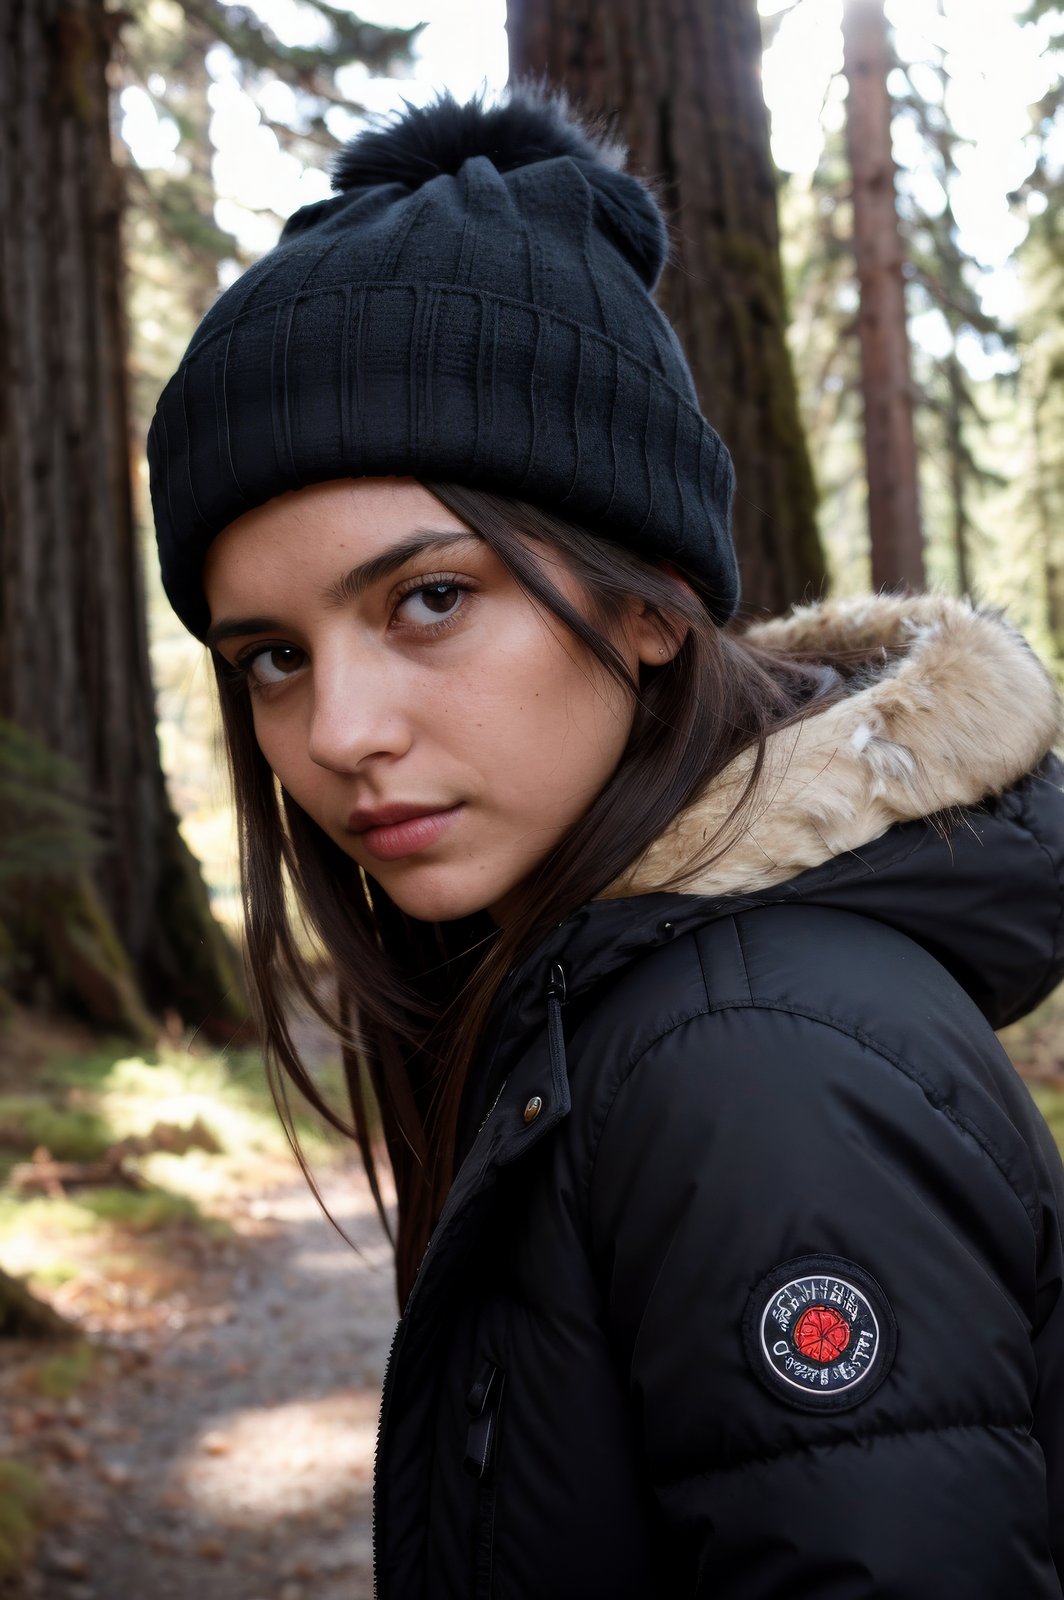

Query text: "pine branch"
[175, 0, 417, 81]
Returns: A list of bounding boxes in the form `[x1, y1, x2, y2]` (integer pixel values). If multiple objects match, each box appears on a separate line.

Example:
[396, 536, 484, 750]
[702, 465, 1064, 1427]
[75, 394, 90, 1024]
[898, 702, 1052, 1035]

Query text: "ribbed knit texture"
[148, 96, 740, 639]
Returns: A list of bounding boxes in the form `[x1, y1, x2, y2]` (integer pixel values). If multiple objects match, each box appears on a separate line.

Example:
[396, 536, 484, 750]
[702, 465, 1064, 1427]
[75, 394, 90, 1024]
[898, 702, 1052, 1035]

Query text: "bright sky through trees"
[119, 0, 1057, 327]
[761, 0, 1060, 336]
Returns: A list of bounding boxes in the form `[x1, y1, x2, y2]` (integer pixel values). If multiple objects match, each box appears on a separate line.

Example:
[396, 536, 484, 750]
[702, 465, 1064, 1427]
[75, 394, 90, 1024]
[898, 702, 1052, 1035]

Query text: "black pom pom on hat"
[331, 88, 626, 192]
[147, 88, 739, 640]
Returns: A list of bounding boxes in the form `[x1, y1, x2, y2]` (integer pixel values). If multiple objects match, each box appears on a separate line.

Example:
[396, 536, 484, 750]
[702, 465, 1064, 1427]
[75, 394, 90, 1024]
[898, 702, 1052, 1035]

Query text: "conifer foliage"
[117, 2, 419, 434]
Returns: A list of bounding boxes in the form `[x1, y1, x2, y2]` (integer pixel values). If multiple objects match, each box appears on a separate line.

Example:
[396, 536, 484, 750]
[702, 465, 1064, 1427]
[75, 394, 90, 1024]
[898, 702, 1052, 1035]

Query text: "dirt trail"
[18, 1172, 397, 1600]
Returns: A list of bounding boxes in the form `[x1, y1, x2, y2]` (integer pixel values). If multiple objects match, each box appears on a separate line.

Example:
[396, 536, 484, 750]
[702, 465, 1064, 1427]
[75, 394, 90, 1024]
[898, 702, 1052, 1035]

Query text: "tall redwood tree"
[842, 0, 925, 590]
[0, 0, 243, 1034]
[507, 0, 826, 618]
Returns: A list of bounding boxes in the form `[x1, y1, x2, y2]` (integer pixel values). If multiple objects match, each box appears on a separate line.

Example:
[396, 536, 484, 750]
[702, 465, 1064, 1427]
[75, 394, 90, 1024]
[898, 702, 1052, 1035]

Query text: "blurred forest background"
[1, 0, 1063, 1594]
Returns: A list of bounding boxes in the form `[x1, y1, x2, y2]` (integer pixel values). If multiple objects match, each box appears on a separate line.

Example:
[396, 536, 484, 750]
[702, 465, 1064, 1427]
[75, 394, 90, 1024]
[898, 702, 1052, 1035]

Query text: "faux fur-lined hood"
[605, 592, 1062, 902]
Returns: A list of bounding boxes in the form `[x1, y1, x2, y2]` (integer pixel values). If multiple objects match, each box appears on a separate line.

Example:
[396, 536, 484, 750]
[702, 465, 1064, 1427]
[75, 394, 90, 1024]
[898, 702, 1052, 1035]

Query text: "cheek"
[463, 616, 634, 804]
[248, 703, 315, 800]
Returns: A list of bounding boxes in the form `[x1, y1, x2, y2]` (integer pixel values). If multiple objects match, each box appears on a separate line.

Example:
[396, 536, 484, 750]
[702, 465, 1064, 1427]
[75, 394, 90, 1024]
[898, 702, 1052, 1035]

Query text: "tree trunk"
[841, 0, 925, 592]
[1030, 383, 1064, 657]
[506, 0, 825, 620]
[0, 1266, 74, 1340]
[943, 351, 971, 597]
[0, 0, 245, 1038]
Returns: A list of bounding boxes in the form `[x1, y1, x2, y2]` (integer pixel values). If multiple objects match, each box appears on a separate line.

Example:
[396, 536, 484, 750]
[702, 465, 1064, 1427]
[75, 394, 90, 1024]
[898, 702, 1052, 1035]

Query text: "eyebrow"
[204, 528, 481, 647]
[322, 529, 480, 606]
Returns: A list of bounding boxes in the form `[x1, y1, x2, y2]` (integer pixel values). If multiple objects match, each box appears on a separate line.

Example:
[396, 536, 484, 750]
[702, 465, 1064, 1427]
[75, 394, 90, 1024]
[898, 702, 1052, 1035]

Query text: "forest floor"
[0, 1015, 396, 1600]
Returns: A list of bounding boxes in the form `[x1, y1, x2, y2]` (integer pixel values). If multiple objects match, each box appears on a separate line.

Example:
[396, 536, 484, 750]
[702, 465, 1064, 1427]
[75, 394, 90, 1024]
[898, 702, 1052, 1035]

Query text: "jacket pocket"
[464, 1360, 504, 1599]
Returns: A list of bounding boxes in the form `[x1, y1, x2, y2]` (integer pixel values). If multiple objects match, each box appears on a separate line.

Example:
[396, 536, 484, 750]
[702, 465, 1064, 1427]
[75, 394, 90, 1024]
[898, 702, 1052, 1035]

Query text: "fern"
[0, 722, 98, 907]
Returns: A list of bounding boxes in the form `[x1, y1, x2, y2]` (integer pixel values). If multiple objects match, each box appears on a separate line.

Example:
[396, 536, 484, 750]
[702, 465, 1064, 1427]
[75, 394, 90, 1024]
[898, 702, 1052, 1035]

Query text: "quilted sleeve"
[587, 1003, 1064, 1599]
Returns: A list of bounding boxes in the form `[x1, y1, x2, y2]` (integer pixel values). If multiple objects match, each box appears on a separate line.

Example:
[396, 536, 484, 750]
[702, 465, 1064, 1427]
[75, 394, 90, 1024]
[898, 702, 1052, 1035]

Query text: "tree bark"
[841, 0, 925, 592]
[1030, 383, 1064, 656]
[506, 0, 825, 620]
[0, 0, 245, 1037]
[0, 1266, 74, 1340]
[942, 351, 971, 597]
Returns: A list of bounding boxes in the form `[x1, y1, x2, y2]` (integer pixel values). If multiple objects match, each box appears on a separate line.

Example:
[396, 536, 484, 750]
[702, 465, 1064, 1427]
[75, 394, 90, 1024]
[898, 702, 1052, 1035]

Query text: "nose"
[306, 647, 412, 774]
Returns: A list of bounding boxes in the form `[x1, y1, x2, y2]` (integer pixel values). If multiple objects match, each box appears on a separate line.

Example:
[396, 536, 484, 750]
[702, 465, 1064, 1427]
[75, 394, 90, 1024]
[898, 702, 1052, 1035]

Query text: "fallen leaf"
[45, 1428, 89, 1464]
[45, 1546, 89, 1579]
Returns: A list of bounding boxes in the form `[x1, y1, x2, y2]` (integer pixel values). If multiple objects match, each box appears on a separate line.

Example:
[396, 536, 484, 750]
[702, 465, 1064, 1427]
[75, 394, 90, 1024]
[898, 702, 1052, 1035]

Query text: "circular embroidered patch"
[742, 1255, 897, 1413]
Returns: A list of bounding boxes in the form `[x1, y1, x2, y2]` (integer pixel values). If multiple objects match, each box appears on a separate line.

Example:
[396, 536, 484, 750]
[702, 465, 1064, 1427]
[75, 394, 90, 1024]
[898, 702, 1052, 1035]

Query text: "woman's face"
[203, 479, 668, 923]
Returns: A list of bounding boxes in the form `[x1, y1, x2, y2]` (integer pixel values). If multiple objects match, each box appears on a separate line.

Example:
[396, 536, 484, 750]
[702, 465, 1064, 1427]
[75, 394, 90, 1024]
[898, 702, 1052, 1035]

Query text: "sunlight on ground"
[247, 1183, 388, 1233]
[92, 1049, 341, 1166]
[0, 1026, 369, 1317]
[175, 1391, 378, 1524]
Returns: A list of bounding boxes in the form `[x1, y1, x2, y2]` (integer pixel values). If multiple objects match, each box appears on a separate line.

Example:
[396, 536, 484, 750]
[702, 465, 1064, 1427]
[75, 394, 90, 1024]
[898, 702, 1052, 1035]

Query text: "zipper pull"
[464, 1361, 501, 1479]
[544, 962, 568, 1097]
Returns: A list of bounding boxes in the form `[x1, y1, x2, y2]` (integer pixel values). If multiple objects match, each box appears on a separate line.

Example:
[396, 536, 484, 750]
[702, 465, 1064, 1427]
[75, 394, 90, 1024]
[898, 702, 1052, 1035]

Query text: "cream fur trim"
[604, 594, 1062, 901]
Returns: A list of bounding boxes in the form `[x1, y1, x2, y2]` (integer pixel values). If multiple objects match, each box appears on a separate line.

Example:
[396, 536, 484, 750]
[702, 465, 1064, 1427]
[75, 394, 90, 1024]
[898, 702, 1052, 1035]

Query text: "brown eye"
[422, 584, 461, 614]
[246, 646, 305, 686]
[397, 583, 466, 626]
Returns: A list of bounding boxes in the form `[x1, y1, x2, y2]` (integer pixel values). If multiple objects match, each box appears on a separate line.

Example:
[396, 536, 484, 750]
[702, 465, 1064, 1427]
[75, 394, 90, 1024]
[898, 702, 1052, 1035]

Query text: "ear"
[628, 596, 689, 667]
[627, 560, 694, 665]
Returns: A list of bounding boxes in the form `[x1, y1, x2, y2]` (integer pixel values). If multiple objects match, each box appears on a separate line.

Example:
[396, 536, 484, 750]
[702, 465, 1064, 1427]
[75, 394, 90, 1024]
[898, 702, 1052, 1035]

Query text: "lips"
[347, 800, 458, 832]
[347, 801, 464, 862]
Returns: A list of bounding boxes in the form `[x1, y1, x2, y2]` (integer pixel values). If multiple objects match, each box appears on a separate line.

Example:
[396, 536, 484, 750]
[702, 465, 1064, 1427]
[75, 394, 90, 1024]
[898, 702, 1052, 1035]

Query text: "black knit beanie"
[148, 90, 740, 640]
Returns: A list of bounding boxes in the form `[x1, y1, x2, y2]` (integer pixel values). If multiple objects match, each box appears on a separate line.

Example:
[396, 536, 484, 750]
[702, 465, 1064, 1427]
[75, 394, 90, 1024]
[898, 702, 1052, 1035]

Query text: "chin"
[370, 865, 510, 925]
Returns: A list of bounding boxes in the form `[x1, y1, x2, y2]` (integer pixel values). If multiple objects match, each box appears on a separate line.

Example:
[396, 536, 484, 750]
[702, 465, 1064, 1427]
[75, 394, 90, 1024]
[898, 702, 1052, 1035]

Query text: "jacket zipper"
[477, 1076, 508, 1139]
[370, 1083, 504, 1600]
[371, 964, 564, 1597]
[371, 1308, 405, 1600]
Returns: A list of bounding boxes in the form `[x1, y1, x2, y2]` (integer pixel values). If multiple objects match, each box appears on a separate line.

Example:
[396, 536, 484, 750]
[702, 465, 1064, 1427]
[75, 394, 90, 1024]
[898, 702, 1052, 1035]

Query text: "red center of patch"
[793, 1305, 851, 1363]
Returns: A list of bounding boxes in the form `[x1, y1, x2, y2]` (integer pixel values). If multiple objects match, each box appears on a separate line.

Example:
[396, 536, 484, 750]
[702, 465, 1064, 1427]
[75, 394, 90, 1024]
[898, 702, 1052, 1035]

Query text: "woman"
[148, 92, 1064, 1596]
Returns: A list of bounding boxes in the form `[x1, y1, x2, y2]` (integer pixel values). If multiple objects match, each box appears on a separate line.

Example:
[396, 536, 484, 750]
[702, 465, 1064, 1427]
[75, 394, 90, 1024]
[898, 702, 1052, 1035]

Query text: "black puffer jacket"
[372, 596, 1064, 1599]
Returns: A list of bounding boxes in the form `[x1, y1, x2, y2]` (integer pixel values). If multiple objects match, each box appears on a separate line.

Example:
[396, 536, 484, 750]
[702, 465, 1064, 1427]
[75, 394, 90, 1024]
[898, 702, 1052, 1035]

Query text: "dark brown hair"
[212, 484, 846, 1305]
